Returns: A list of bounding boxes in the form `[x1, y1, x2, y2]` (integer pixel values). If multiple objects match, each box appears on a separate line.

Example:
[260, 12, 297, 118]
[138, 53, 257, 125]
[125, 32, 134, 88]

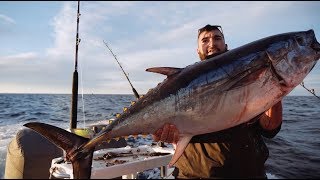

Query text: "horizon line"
[0, 92, 316, 97]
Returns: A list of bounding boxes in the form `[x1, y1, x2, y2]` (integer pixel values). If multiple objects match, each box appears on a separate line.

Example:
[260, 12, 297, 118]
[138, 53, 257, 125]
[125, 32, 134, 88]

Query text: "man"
[153, 24, 283, 178]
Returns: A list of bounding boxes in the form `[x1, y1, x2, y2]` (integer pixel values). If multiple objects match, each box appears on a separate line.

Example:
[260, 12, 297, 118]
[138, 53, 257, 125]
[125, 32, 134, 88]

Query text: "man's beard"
[198, 51, 225, 61]
[198, 52, 207, 61]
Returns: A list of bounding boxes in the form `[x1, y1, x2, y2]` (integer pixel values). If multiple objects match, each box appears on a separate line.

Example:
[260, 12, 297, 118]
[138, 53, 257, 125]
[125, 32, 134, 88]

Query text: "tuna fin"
[168, 135, 193, 167]
[24, 122, 89, 151]
[146, 67, 182, 76]
[24, 122, 94, 179]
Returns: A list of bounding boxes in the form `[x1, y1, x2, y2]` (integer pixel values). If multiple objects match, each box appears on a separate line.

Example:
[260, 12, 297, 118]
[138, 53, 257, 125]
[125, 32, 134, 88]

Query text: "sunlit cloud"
[46, 2, 76, 59]
[0, 1, 319, 95]
[0, 14, 15, 24]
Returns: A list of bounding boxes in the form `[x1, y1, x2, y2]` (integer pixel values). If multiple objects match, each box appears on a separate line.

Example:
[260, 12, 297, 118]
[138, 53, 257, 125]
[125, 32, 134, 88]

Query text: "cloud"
[0, 52, 38, 65]
[46, 2, 76, 59]
[0, 14, 15, 24]
[1, 1, 319, 95]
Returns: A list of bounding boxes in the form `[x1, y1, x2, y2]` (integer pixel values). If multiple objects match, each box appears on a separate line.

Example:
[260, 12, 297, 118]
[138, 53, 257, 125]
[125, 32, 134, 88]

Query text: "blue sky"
[0, 1, 319, 96]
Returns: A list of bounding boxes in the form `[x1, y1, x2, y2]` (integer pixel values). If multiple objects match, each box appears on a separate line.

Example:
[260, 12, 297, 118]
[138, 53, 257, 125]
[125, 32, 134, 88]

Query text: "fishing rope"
[300, 81, 320, 100]
[79, 57, 86, 128]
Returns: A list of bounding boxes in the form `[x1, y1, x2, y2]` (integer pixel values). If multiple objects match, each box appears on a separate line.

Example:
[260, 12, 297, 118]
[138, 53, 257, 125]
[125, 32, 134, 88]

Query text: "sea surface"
[0, 94, 319, 179]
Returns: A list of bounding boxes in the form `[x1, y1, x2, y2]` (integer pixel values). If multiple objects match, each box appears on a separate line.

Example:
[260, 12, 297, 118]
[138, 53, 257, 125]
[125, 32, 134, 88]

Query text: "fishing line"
[79, 58, 86, 128]
[300, 82, 320, 100]
[103, 40, 140, 99]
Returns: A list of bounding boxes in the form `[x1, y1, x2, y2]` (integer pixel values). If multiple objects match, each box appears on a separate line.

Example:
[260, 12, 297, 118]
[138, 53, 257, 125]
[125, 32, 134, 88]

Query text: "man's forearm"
[259, 101, 283, 131]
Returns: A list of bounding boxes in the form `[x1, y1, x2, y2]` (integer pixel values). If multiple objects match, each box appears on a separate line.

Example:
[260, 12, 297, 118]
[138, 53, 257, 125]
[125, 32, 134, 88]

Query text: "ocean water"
[0, 94, 319, 179]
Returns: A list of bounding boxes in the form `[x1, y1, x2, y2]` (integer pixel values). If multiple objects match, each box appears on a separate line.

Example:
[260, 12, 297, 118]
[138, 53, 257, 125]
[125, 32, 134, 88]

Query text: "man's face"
[197, 29, 227, 61]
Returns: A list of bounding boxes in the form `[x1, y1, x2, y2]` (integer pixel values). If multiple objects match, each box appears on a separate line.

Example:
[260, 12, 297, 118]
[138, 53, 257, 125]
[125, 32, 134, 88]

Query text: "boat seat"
[5, 126, 127, 179]
[5, 128, 63, 179]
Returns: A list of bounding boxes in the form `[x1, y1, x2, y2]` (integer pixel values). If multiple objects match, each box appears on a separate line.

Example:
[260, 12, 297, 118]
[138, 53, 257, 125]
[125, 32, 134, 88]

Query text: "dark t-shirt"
[173, 115, 281, 179]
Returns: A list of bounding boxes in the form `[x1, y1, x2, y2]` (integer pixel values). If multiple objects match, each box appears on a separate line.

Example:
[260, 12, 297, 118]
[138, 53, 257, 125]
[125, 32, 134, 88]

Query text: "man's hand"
[259, 100, 283, 130]
[152, 123, 179, 144]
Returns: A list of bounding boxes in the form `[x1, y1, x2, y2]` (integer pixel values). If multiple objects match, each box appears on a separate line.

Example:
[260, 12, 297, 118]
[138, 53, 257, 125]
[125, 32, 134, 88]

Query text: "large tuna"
[24, 29, 320, 179]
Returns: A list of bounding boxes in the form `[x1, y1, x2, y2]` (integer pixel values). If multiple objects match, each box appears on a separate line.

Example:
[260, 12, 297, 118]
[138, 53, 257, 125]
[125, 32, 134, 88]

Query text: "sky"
[0, 1, 319, 96]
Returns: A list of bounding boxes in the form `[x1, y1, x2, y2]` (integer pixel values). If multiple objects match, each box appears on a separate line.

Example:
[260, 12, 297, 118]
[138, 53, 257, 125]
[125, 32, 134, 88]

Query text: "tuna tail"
[24, 122, 94, 179]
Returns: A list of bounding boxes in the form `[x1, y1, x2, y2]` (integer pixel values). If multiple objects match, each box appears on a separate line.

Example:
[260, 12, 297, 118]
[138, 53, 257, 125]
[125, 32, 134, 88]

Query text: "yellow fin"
[142, 134, 148, 138]
[132, 135, 138, 139]
[123, 136, 129, 140]
[116, 113, 121, 118]
[108, 119, 114, 124]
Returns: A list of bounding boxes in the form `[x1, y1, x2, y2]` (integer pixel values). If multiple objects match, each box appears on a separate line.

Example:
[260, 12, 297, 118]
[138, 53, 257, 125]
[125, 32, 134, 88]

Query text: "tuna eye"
[295, 36, 304, 46]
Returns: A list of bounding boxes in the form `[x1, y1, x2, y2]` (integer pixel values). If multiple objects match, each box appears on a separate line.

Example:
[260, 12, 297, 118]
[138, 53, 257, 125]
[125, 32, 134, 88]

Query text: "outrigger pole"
[103, 40, 140, 99]
[70, 1, 81, 129]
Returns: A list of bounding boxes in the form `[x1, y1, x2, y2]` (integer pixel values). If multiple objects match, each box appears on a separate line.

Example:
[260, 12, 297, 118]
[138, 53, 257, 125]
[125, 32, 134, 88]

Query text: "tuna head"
[266, 29, 320, 90]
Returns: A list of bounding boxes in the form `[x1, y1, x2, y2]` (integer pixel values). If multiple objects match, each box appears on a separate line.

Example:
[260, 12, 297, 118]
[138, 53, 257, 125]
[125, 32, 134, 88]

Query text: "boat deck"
[50, 145, 175, 179]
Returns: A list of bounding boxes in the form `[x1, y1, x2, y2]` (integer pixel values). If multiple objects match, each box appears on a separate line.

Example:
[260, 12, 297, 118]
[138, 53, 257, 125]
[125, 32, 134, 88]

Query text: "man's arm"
[258, 100, 283, 138]
[259, 101, 283, 130]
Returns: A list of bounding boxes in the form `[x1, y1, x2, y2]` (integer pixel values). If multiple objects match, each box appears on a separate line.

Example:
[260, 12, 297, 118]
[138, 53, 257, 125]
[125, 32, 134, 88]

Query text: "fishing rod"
[300, 82, 320, 100]
[70, 1, 81, 129]
[103, 40, 140, 99]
